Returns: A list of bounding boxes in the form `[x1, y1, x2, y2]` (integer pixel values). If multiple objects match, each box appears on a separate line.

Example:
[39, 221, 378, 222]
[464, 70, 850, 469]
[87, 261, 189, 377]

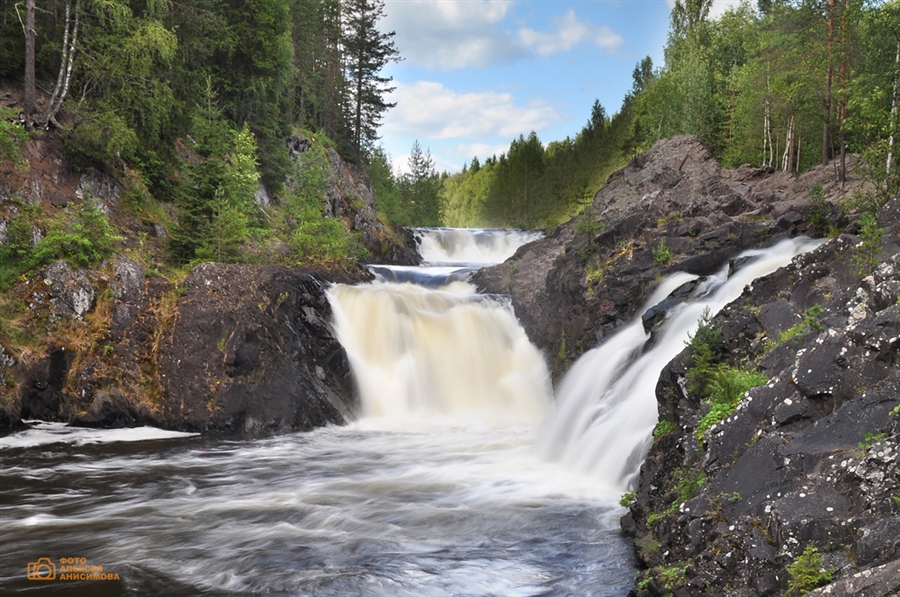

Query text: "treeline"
[628, 0, 900, 192]
[375, 101, 632, 230]
[441, 101, 632, 229]
[1, 0, 398, 264]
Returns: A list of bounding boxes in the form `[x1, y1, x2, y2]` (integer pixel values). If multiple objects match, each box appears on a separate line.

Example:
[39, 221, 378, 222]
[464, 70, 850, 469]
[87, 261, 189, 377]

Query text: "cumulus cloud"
[518, 9, 623, 57]
[383, 0, 523, 70]
[382, 81, 562, 141]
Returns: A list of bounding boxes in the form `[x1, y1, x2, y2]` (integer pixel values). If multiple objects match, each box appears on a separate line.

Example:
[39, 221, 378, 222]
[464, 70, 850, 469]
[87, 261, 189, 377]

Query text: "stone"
[43, 261, 95, 320]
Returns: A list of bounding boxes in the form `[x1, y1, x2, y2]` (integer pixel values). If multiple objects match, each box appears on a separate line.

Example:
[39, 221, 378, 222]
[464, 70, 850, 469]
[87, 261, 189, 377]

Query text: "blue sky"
[378, 0, 742, 174]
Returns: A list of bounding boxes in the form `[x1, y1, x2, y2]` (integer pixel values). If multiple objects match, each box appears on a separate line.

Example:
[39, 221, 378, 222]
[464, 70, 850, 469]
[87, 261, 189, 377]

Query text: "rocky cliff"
[478, 136, 898, 596]
[0, 130, 406, 434]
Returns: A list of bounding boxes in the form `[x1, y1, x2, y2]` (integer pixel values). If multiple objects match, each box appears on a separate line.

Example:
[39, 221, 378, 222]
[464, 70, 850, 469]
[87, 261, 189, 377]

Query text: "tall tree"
[341, 0, 400, 159]
[23, 0, 35, 126]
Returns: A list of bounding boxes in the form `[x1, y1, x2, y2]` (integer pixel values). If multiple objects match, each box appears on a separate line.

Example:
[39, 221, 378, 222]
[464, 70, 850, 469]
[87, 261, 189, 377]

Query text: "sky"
[378, 0, 743, 174]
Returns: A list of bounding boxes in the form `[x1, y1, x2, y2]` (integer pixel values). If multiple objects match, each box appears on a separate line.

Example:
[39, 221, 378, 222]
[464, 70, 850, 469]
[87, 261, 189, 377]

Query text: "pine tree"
[341, 0, 401, 160]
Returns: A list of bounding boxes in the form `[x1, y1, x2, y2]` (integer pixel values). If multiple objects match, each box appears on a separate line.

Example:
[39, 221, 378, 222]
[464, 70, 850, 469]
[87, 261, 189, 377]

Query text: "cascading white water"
[540, 237, 823, 492]
[328, 281, 551, 423]
[411, 227, 543, 265]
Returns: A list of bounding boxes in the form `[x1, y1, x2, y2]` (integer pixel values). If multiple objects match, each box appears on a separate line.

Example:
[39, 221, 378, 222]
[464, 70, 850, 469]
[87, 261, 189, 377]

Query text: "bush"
[850, 213, 883, 277]
[63, 111, 139, 171]
[786, 545, 833, 596]
[32, 200, 121, 268]
[653, 239, 673, 265]
[0, 107, 30, 165]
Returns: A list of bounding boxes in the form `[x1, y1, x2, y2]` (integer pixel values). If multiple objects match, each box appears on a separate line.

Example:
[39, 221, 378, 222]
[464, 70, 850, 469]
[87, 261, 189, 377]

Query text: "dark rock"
[109, 257, 146, 335]
[19, 346, 72, 420]
[72, 388, 141, 428]
[41, 261, 95, 320]
[804, 559, 900, 597]
[853, 517, 900, 567]
[157, 263, 363, 434]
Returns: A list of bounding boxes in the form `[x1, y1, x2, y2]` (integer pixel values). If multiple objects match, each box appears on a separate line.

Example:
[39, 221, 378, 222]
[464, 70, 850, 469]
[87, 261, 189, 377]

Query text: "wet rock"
[157, 263, 365, 434]
[19, 346, 72, 420]
[72, 387, 141, 428]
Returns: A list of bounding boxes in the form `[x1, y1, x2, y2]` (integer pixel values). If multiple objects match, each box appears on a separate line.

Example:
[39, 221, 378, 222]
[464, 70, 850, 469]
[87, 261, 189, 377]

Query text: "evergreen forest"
[1, 0, 898, 260]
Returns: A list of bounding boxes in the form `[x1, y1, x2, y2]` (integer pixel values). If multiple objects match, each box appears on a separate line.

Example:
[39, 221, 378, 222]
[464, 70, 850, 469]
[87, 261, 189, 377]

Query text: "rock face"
[157, 263, 361, 433]
[623, 198, 899, 595]
[475, 136, 865, 376]
[284, 132, 419, 265]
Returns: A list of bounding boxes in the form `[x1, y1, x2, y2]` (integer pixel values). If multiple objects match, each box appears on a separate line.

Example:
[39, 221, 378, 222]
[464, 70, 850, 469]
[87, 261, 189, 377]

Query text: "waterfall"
[539, 237, 823, 491]
[410, 227, 543, 265]
[328, 228, 551, 424]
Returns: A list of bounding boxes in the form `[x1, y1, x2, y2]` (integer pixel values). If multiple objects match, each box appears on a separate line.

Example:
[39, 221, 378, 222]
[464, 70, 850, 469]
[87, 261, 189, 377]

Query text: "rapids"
[0, 228, 821, 595]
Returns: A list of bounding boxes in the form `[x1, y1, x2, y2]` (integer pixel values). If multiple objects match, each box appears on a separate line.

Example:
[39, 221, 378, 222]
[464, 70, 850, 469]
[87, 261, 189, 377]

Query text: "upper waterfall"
[410, 227, 543, 265]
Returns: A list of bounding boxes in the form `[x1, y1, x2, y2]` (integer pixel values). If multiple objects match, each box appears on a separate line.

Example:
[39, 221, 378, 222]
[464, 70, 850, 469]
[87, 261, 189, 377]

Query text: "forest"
[1, 0, 399, 275]
[1, 0, 899, 263]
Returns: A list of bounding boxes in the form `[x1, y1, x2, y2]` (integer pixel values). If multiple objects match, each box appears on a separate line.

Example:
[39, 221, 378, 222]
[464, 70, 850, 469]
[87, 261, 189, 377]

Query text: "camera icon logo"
[27, 558, 56, 581]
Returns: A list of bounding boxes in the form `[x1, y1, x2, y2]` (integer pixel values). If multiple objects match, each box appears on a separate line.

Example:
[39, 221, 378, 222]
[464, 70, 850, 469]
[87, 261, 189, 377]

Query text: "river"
[0, 228, 820, 596]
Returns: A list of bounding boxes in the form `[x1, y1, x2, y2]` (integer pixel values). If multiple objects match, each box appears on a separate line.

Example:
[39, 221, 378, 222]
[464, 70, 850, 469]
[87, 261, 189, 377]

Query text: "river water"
[0, 229, 821, 596]
[1, 228, 635, 596]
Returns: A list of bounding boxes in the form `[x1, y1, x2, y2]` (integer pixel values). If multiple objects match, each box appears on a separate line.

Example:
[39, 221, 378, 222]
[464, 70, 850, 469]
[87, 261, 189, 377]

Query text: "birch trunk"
[887, 35, 900, 177]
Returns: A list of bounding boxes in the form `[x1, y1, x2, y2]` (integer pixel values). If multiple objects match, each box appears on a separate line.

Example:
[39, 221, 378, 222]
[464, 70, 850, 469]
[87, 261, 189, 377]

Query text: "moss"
[653, 418, 677, 438]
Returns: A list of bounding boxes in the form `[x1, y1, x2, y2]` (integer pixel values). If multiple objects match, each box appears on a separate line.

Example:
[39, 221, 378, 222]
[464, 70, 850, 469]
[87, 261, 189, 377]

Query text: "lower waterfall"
[539, 236, 823, 491]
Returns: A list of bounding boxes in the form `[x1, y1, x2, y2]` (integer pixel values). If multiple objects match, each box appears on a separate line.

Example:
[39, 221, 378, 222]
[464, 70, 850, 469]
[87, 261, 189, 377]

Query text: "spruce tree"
[341, 0, 401, 160]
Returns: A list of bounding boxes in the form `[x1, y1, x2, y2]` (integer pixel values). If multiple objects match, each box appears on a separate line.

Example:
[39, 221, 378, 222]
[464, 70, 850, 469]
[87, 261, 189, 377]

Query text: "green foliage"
[619, 492, 637, 509]
[653, 418, 677, 438]
[786, 545, 834, 596]
[0, 108, 30, 165]
[803, 304, 825, 332]
[63, 111, 140, 171]
[281, 133, 360, 265]
[850, 213, 883, 277]
[764, 304, 824, 353]
[652, 239, 673, 266]
[808, 185, 839, 237]
[694, 367, 768, 439]
[686, 308, 722, 396]
[687, 309, 767, 439]
[659, 564, 688, 591]
[440, 102, 631, 229]
[32, 200, 121, 268]
[859, 432, 887, 450]
[575, 206, 604, 236]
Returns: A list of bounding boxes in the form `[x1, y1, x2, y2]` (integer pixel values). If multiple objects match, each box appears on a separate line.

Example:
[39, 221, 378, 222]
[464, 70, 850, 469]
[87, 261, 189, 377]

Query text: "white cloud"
[665, 0, 748, 20]
[518, 9, 623, 57]
[383, 0, 522, 70]
[709, 0, 745, 19]
[382, 81, 562, 141]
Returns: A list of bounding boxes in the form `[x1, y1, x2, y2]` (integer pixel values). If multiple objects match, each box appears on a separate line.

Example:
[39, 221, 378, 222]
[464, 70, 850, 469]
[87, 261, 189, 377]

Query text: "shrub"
[653, 239, 673, 265]
[786, 545, 834, 596]
[850, 213, 883, 277]
[32, 200, 121, 268]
